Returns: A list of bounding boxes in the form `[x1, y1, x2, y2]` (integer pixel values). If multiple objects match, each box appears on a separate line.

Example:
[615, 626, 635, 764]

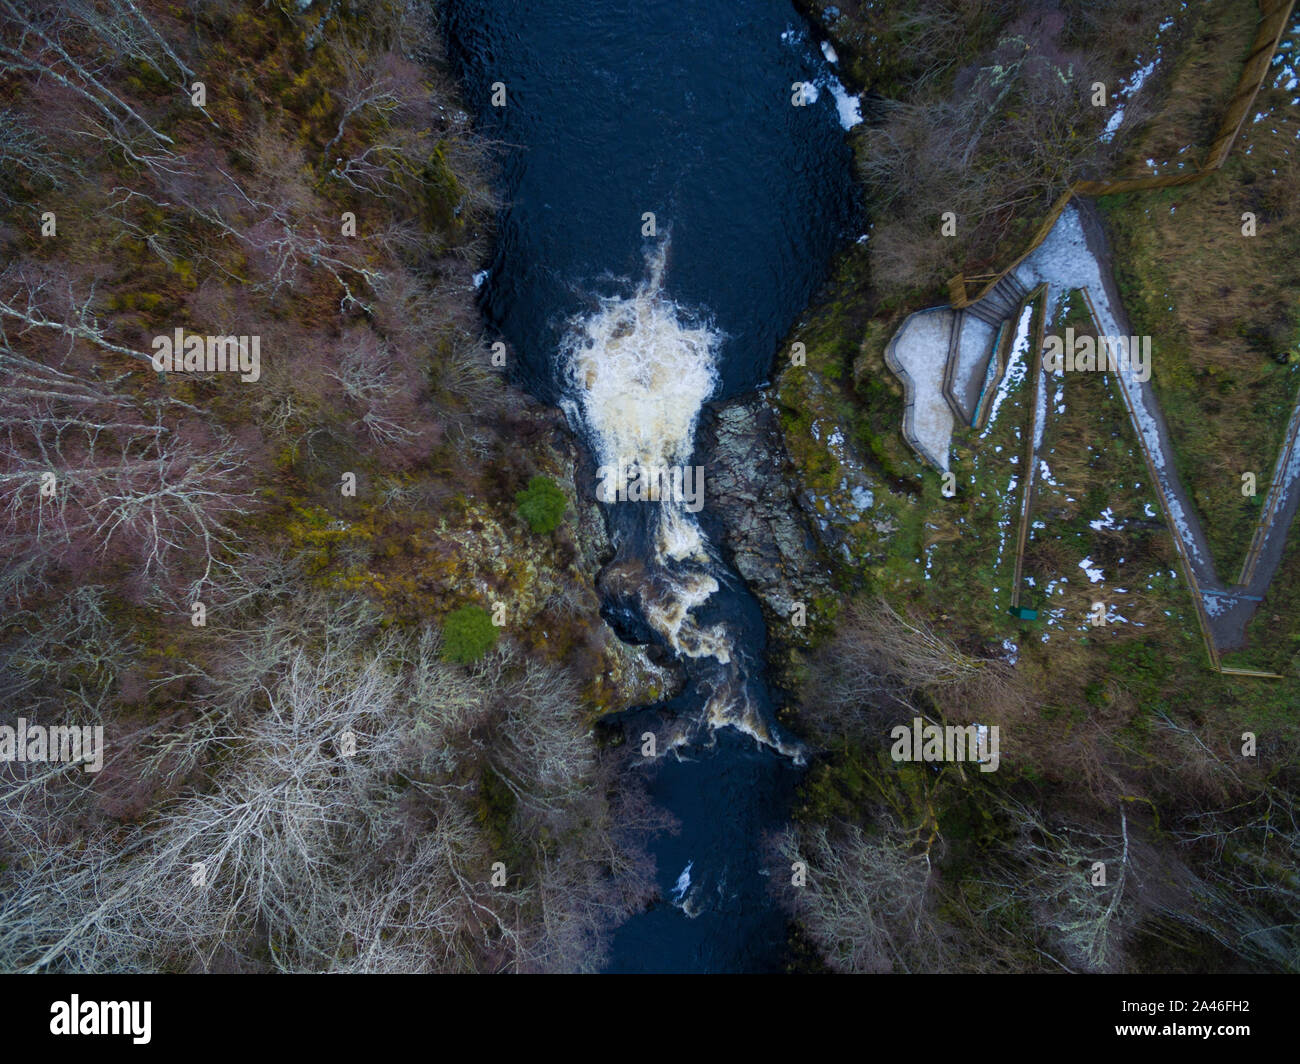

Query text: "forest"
[0, 0, 668, 973]
[1, 0, 1297, 976]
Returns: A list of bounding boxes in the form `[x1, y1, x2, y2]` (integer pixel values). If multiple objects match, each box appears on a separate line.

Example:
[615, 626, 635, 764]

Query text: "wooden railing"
[947, 0, 1297, 309]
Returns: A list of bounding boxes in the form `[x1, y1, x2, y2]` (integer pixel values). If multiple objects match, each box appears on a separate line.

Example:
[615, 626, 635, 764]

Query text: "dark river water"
[444, 0, 858, 972]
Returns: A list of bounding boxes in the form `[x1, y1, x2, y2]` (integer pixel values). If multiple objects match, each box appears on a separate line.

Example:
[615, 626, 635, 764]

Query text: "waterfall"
[558, 245, 804, 761]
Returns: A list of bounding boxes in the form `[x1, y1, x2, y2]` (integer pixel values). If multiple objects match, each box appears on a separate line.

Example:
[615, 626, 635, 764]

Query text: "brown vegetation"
[835, 0, 1177, 301]
[788, 596, 1300, 972]
[0, 0, 662, 973]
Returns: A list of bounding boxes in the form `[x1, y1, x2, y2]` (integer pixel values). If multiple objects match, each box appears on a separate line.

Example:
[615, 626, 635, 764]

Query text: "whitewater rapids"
[558, 247, 803, 761]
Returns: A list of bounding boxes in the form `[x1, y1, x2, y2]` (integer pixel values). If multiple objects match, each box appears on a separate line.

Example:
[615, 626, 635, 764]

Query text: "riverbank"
[0, 0, 676, 973]
[771, 0, 1300, 973]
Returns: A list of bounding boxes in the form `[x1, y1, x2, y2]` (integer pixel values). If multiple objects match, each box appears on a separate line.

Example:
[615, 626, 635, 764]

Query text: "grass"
[1221, 526, 1300, 676]
[774, 242, 928, 585]
[777, 0, 1300, 974]
[1017, 292, 1206, 680]
[1096, 6, 1300, 576]
[1108, 0, 1262, 176]
[1100, 169, 1300, 576]
[783, 271, 1300, 762]
[862, 289, 1204, 668]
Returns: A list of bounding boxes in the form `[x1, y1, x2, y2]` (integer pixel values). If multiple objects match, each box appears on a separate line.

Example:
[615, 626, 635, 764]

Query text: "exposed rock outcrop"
[699, 395, 835, 651]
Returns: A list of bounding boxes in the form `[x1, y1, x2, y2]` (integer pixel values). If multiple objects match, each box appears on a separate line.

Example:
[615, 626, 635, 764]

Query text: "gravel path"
[878, 197, 1300, 654]
[1021, 199, 1300, 653]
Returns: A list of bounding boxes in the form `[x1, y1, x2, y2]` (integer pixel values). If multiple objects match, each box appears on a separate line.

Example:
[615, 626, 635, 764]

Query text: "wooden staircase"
[942, 273, 1031, 425]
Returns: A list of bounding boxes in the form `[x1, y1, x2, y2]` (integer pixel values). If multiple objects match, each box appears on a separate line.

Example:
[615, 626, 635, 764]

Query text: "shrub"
[441, 605, 497, 663]
[515, 475, 568, 534]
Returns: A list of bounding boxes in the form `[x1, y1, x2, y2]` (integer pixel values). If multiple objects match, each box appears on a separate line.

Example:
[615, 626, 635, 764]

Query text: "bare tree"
[323, 45, 429, 194]
[977, 798, 1135, 972]
[0, 597, 660, 973]
[778, 816, 955, 973]
[0, 266, 252, 602]
[0, 107, 69, 205]
[0, 0, 176, 147]
[65, 0, 193, 93]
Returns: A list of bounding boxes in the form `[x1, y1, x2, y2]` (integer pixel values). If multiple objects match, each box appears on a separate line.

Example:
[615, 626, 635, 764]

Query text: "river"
[444, 0, 858, 972]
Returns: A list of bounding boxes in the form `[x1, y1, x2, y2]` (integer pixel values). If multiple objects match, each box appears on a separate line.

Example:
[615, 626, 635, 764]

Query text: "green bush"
[441, 605, 498, 664]
[515, 475, 568, 534]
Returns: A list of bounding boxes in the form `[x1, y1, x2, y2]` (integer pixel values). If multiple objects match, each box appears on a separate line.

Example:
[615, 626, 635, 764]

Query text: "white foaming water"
[559, 248, 803, 761]
[641, 571, 731, 664]
[703, 685, 804, 762]
[672, 860, 693, 902]
[671, 859, 703, 917]
[560, 245, 721, 577]
[560, 248, 718, 495]
[560, 248, 730, 661]
[657, 504, 710, 564]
